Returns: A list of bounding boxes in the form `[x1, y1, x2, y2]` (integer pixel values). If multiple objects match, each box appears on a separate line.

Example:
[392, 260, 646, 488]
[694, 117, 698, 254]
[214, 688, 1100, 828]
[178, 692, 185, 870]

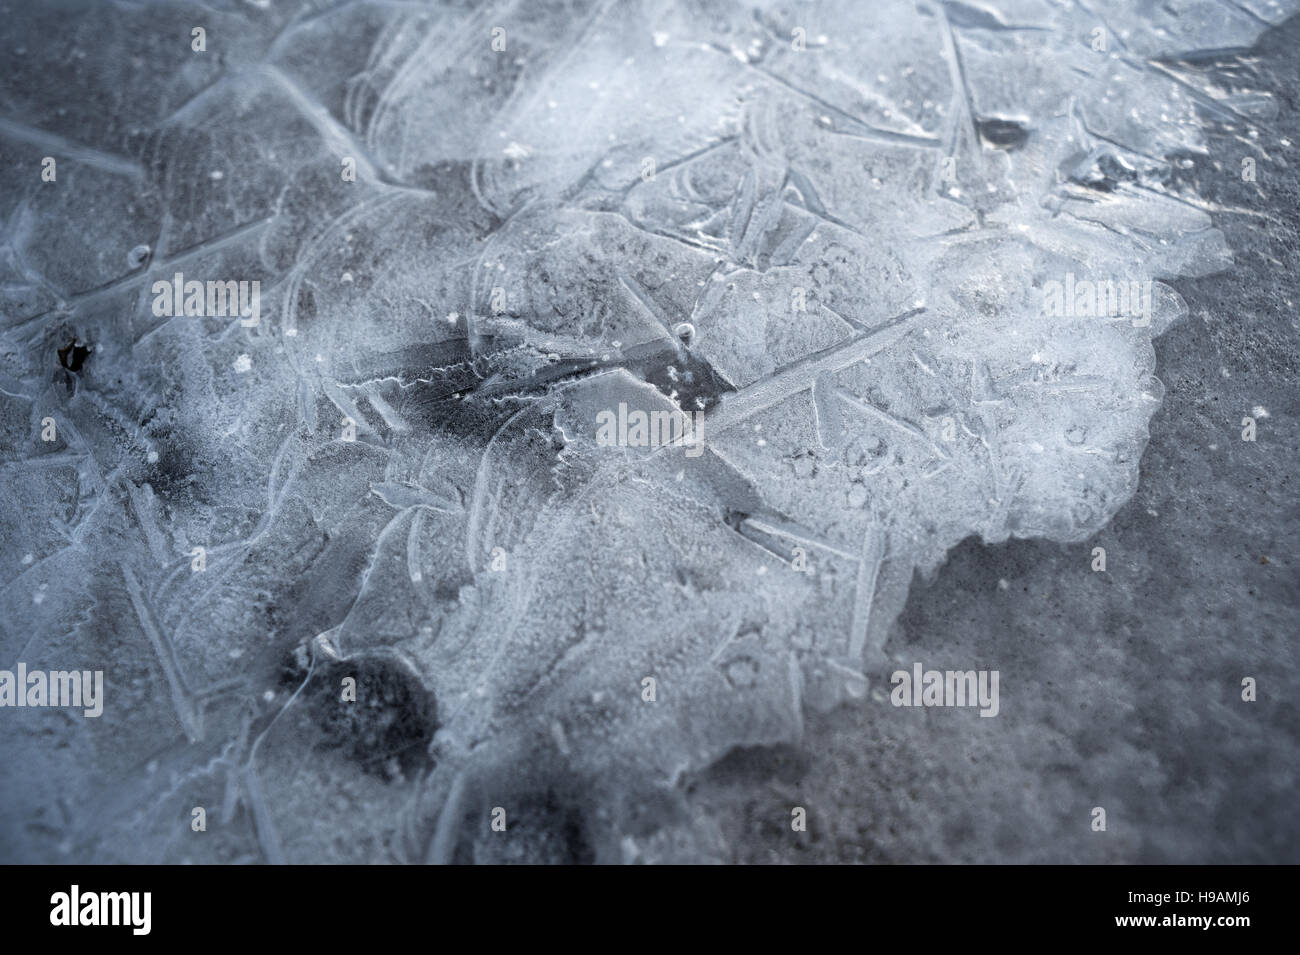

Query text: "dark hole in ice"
[626, 343, 733, 414]
[722, 507, 753, 534]
[283, 652, 438, 782]
[57, 339, 91, 372]
[126, 244, 151, 270]
[146, 439, 200, 499]
[700, 743, 810, 786]
[976, 117, 1030, 150]
[458, 788, 596, 865]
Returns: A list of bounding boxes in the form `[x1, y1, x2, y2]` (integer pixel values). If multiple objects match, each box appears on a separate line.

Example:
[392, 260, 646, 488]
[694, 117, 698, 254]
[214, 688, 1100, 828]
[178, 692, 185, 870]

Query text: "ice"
[0, 0, 1293, 863]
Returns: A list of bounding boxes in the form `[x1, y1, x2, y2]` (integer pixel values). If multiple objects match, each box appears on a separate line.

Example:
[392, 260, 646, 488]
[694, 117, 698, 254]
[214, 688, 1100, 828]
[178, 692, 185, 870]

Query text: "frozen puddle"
[0, 0, 1294, 862]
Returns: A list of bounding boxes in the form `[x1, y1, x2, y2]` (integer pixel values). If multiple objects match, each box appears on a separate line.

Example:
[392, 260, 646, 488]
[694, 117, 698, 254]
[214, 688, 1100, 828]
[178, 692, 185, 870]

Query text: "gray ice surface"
[0, 0, 1296, 863]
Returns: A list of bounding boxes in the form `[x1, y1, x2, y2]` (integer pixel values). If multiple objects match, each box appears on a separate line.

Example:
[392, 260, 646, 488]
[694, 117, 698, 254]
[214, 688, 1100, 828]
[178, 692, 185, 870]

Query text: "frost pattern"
[0, 0, 1293, 862]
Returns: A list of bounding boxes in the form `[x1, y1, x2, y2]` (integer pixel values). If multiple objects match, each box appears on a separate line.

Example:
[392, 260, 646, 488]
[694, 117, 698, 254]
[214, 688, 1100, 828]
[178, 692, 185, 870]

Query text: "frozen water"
[0, 0, 1294, 863]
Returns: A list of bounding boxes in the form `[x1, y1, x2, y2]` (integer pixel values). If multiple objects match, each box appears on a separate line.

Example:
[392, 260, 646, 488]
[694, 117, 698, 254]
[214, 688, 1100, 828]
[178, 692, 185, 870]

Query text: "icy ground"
[0, 0, 1297, 863]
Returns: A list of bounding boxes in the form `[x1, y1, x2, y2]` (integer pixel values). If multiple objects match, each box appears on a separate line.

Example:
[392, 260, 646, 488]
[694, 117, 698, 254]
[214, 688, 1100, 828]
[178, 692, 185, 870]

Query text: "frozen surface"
[0, 0, 1296, 863]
